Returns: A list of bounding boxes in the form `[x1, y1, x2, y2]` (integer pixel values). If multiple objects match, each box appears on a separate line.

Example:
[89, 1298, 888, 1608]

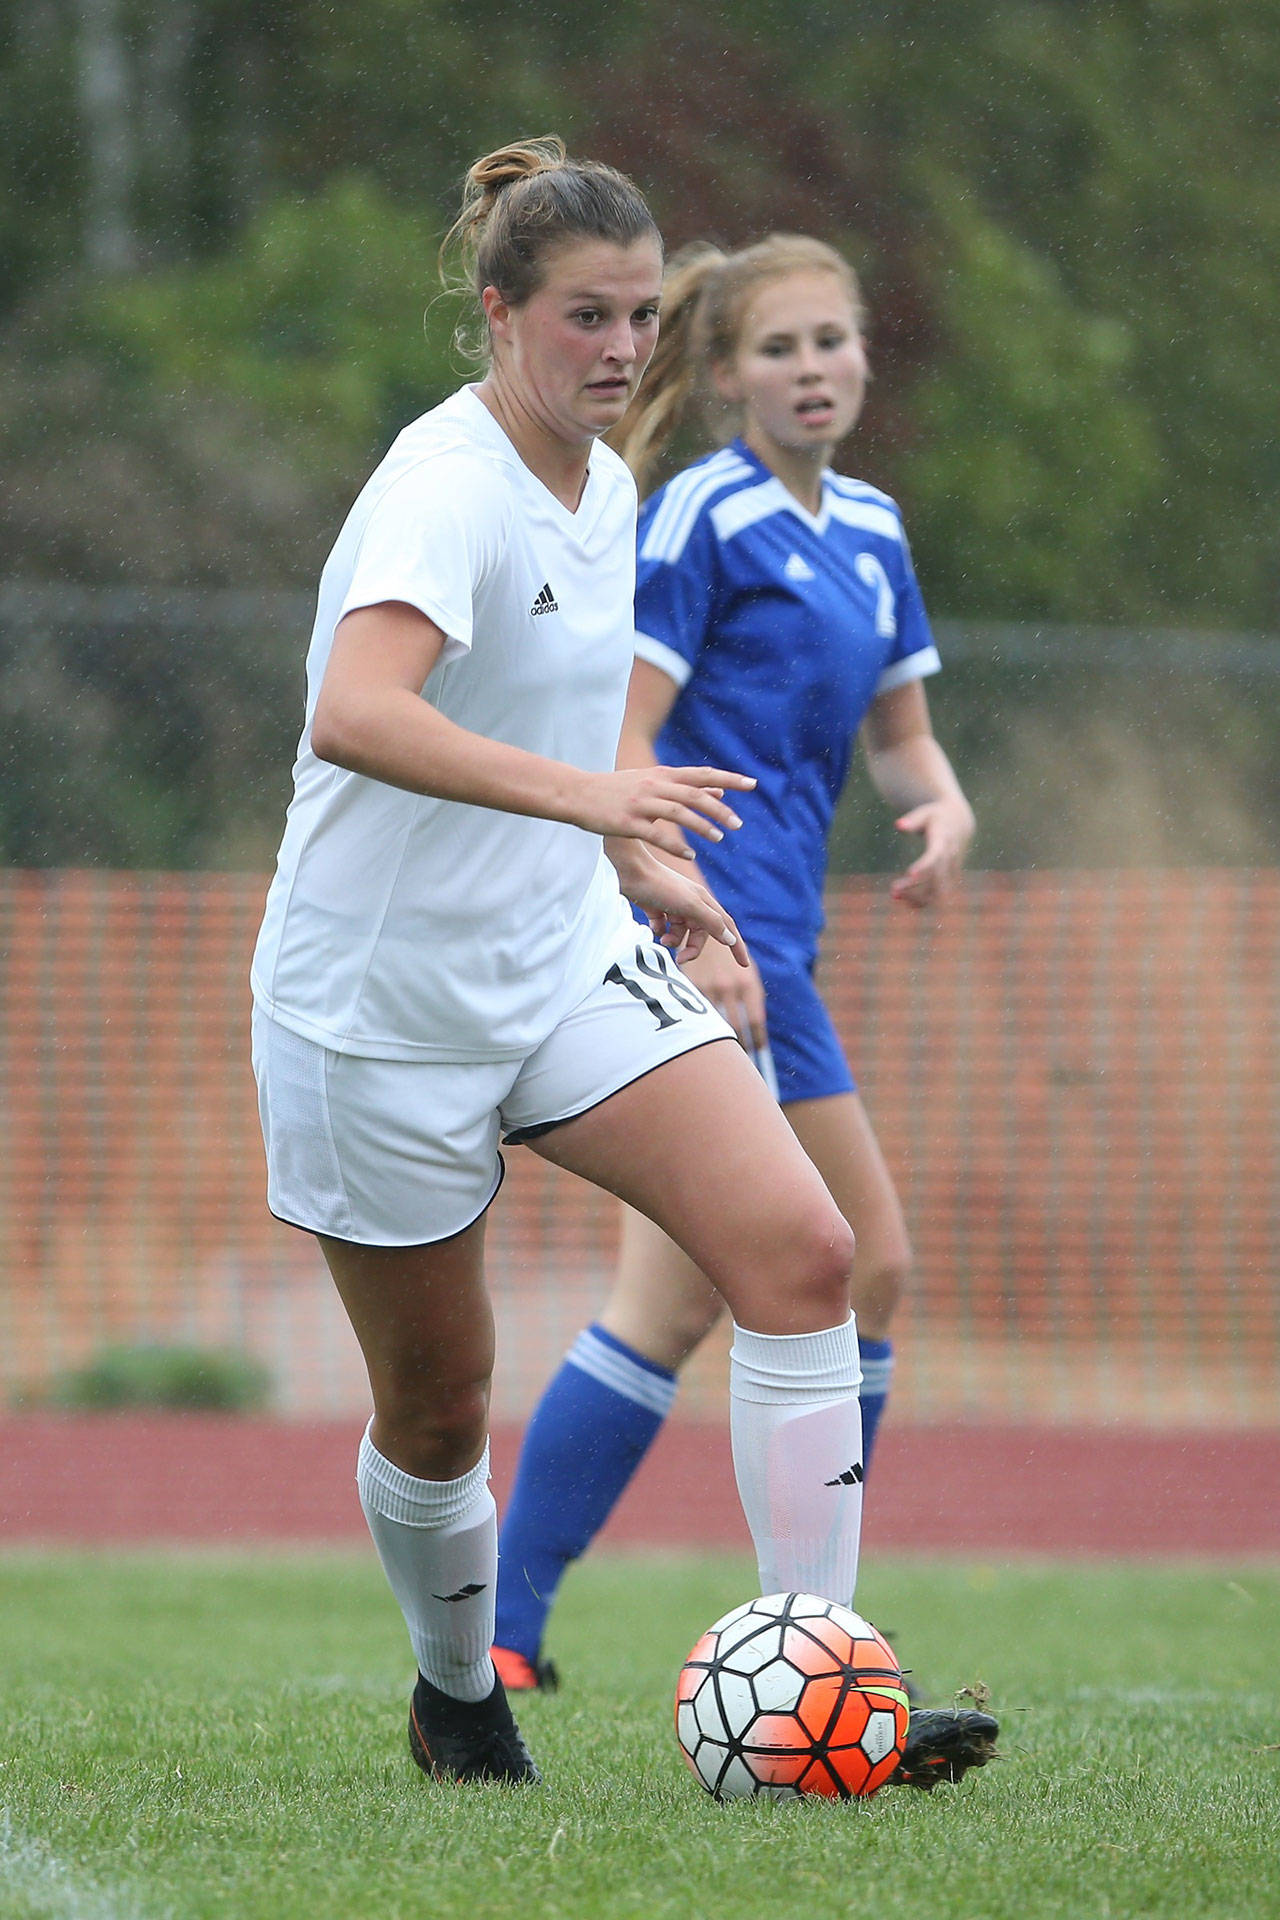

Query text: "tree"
[796, 0, 1279, 624]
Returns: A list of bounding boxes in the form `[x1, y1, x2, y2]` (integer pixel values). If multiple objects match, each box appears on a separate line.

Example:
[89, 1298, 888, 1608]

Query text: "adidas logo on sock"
[432, 1582, 488, 1603]
[784, 552, 816, 581]
[824, 1463, 864, 1487]
[530, 582, 559, 615]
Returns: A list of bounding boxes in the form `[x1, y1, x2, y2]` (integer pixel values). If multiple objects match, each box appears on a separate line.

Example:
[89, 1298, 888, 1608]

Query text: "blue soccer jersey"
[634, 439, 941, 960]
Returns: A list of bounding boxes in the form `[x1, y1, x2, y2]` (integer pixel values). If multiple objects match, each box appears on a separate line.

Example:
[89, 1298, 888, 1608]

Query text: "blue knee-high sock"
[857, 1335, 895, 1470]
[495, 1324, 676, 1662]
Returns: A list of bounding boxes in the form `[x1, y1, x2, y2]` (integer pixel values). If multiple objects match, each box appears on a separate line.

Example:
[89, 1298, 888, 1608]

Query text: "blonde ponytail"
[610, 244, 727, 493]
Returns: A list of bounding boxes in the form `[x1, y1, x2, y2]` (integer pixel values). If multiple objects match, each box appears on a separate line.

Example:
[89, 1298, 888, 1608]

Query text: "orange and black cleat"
[491, 1645, 561, 1694]
[888, 1708, 1001, 1790]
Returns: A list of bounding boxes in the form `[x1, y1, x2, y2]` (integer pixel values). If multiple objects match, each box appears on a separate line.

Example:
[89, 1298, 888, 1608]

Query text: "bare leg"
[787, 1094, 910, 1341]
[601, 1091, 909, 1366]
[494, 1052, 874, 1660]
[602, 1207, 722, 1368]
[529, 1039, 855, 1333]
[319, 1218, 503, 1705]
[319, 1217, 493, 1477]
[531, 1039, 863, 1606]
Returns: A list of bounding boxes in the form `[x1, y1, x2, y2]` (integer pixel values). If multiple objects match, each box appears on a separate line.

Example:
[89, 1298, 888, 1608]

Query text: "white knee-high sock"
[729, 1317, 863, 1608]
[357, 1424, 497, 1703]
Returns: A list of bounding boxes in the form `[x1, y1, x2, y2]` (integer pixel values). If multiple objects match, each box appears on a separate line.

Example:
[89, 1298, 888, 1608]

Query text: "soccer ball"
[674, 1592, 909, 1801]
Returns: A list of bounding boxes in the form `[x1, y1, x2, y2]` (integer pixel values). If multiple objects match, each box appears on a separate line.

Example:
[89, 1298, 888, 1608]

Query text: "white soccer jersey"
[251, 386, 637, 1063]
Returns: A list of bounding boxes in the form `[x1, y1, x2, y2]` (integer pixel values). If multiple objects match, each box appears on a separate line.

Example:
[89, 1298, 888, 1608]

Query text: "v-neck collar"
[731, 437, 832, 535]
[459, 386, 609, 540]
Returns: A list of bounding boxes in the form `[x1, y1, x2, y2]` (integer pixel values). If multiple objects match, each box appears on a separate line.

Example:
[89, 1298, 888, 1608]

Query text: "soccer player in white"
[251, 142, 866, 1785]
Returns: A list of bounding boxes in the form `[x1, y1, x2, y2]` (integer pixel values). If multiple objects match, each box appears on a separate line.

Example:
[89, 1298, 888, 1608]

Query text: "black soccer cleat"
[408, 1671, 541, 1785]
[888, 1707, 1001, 1790]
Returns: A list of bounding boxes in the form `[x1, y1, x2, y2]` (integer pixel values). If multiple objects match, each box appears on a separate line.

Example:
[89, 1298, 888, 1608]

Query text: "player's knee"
[373, 1374, 490, 1481]
[779, 1206, 857, 1327]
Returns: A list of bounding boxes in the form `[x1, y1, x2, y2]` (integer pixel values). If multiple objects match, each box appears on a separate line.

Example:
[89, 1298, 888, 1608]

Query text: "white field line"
[0, 1809, 164, 1920]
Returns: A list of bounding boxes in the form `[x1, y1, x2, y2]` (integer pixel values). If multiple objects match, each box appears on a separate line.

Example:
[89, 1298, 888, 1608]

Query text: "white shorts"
[252, 932, 735, 1246]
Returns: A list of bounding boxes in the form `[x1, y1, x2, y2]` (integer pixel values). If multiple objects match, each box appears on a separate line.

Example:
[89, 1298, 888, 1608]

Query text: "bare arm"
[860, 678, 976, 908]
[617, 658, 684, 792]
[310, 601, 753, 860]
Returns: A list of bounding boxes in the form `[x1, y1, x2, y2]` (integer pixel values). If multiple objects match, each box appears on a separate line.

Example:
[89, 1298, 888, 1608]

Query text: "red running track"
[2, 1416, 1278, 1556]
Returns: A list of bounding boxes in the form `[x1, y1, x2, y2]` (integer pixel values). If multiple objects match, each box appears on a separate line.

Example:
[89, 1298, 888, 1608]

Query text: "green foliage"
[95, 176, 465, 479]
[0, 579, 308, 865]
[37, 1344, 272, 1413]
[7, 0, 1278, 632]
[897, 192, 1160, 620]
[1, 0, 1278, 867]
[0, 1551, 1277, 1918]
[0, 3, 82, 307]
[286, 0, 567, 200]
[798, 0, 1280, 626]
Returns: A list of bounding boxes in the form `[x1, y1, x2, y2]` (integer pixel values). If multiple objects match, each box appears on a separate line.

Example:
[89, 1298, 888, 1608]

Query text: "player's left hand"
[605, 838, 750, 966]
[889, 795, 975, 909]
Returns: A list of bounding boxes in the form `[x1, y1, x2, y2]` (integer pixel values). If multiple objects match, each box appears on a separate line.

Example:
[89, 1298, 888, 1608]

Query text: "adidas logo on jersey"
[530, 582, 559, 615]
[784, 553, 816, 581]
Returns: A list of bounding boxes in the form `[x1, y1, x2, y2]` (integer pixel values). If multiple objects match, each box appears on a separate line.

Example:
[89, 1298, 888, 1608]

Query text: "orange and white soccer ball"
[675, 1592, 909, 1801]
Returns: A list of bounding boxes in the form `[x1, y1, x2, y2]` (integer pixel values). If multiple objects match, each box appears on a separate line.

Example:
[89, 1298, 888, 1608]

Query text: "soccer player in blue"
[494, 235, 980, 1747]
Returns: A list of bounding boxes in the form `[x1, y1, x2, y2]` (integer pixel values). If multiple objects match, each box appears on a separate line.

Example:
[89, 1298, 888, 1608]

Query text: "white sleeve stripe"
[641, 463, 722, 559]
[827, 473, 898, 511]
[875, 646, 942, 695]
[709, 478, 792, 542]
[642, 449, 745, 557]
[641, 453, 753, 563]
[633, 632, 694, 687]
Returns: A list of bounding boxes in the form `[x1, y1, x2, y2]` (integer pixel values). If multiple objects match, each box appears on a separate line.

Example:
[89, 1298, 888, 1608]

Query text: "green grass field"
[1, 1550, 1277, 1920]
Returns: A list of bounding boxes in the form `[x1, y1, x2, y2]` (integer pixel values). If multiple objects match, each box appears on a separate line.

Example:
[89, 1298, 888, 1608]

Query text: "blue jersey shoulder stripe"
[640, 449, 753, 564]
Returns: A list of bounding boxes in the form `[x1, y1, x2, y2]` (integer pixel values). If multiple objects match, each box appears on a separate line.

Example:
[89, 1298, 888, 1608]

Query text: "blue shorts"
[754, 943, 856, 1106]
[629, 903, 854, 1107]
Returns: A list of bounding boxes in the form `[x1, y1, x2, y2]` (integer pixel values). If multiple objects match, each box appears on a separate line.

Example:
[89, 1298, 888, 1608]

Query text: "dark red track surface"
[3, 1416, 1278, 1556]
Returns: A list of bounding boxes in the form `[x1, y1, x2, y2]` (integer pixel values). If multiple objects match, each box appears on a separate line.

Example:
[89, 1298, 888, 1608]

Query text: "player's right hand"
[604, 840, 750, 967]
[569, 765, 755, 859]
[680, 941, 768, 1050]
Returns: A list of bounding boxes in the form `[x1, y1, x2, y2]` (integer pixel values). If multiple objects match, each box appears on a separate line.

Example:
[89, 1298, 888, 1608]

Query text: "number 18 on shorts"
[253, 927, 736, 1248]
